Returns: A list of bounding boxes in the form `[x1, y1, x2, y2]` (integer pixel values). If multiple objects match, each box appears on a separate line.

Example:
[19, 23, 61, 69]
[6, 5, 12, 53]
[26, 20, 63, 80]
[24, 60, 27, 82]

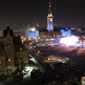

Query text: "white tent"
[48, 55, 69, 63]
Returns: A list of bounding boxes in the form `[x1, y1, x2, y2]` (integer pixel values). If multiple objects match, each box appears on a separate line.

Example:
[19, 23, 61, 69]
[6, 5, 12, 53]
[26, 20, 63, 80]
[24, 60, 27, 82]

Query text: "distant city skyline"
[0, 0, 85, 29]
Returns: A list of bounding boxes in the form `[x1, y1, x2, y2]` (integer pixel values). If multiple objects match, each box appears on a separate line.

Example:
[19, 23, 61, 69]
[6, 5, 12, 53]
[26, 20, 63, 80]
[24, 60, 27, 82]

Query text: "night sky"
[0, 0, 85, 29]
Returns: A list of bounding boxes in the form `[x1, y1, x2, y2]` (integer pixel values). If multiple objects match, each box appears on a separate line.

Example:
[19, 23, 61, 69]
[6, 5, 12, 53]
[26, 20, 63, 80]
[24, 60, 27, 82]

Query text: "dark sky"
[0, 0, 85, 29]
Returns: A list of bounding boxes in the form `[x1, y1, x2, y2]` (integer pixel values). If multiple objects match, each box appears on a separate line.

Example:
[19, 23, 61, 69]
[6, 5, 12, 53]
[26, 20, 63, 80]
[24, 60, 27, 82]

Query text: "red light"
[56, 75, 59, 78]
[49, 2, 51, 5]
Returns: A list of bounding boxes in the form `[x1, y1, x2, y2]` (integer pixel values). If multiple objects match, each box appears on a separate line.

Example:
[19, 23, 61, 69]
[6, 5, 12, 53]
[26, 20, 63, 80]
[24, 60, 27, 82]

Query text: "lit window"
[20, 47, 22, 51]
[8, 59, 11, 61]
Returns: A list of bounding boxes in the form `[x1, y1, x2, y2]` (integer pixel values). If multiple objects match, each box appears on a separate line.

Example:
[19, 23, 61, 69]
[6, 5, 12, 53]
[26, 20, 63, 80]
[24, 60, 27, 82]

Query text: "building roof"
[4, 26, 13, 37]
[14, 44, 28, 53]
[0, 45, 5, 57]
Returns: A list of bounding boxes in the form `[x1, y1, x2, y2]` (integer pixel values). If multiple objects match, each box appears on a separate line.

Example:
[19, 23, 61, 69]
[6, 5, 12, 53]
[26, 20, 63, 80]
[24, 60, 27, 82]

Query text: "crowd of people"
[35, 45, 85, 84]
[35, 45, 85, 61]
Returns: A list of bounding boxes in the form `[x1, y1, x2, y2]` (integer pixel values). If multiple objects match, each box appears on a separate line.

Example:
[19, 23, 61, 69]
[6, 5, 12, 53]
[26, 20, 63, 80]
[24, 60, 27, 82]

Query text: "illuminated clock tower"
[47, 2, 54, 32]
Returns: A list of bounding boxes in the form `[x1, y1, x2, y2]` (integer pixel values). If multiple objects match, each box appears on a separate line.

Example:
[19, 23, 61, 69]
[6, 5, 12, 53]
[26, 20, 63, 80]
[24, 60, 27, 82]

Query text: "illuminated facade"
[47, 2, 54, 32]
[0, 26, 29, 75]
[25, 27, 39, 39]
[24, 2, 61, 39]
[60, 27, 71, 36]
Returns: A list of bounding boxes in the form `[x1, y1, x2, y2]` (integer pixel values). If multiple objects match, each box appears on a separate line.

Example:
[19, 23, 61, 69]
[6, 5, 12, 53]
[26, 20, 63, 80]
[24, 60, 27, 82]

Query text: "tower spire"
[47, 2, 54, 32]
[49, 2, 52, 13]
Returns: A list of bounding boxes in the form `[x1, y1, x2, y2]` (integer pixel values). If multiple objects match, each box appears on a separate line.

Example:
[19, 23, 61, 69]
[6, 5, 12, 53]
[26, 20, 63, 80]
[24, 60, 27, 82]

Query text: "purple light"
[60, 36, 79, 45]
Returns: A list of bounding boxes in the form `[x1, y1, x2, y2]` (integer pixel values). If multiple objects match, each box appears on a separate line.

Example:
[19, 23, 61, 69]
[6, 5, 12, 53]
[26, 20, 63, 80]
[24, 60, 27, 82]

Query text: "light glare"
[60, 36, 79, 45]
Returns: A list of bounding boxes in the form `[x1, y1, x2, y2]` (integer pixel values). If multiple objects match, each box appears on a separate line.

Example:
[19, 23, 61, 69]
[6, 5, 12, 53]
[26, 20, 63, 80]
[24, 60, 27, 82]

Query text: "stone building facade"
[0, 26, 29, 75]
